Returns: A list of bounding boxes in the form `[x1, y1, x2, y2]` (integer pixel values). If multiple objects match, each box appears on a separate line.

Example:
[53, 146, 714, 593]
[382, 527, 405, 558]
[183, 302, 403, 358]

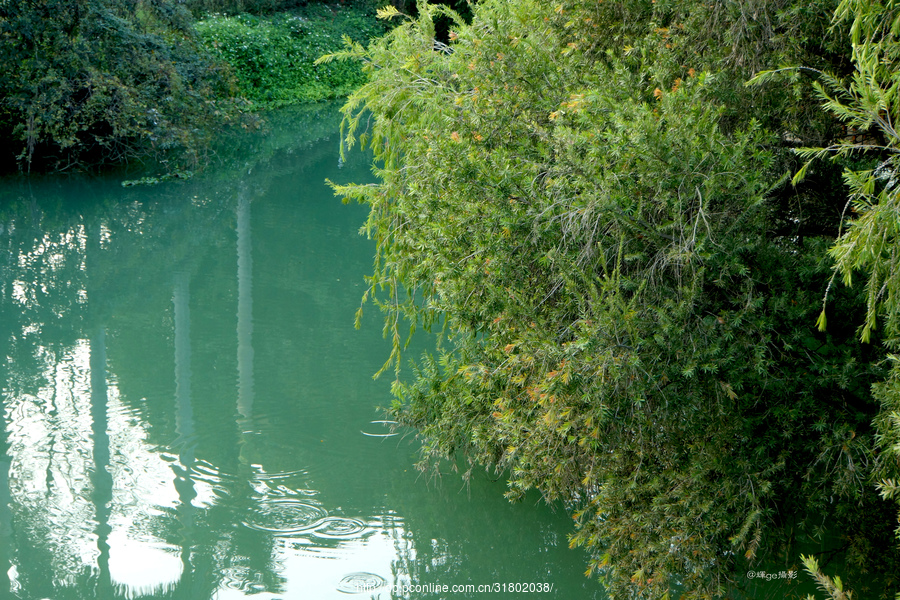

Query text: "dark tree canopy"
[0, 0, 244, 172]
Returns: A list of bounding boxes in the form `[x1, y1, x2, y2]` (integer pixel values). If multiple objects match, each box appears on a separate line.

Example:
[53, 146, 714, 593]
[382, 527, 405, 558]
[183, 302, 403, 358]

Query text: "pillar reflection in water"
[173, 271, 198, 592]
[89, 328, 113, 597]
[231, 185, 284, 596]
[237, 191, 254, 424]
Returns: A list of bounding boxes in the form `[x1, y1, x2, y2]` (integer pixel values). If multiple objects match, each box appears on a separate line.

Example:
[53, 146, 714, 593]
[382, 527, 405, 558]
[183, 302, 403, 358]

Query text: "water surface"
[0, 105, 605, 599]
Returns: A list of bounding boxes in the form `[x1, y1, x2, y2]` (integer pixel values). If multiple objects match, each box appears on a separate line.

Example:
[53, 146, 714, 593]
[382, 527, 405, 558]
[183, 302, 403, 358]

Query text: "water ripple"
[254, 468, 307, 481]
[311, 517, 368, 540]
[360, 420, 400, 438]
[336, 572, 387, 594]
[243, 499, 327, 535]
[220, 566, 268, 593]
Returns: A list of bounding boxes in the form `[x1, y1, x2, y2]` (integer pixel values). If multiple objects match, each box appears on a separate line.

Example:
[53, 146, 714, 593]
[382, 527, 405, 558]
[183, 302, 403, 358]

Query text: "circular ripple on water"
[254, 468, 307, 481]
[312, 517, 368, 540]
[336, 572, 387, 594]
[220, 566, 267, 593]
[243, 499, 327, 535]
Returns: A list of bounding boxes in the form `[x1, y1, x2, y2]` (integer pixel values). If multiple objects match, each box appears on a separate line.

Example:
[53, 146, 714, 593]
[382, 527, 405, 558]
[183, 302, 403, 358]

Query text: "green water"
[0, 105, 605, 600]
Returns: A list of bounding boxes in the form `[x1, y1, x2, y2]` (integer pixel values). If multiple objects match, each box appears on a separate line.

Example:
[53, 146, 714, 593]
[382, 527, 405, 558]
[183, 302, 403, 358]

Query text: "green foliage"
[820, 1, 900, 349]
[183, 0, 389, 18]
[755, 0, 900, 349]
[328, 0, 900, 597]
[802, 554, 856, 600]
[0, 0, 248, 172]
[121, 170, 194, 186]
[195, 3, 388, 108]
[184, 0, 309, 18]
[763, 4, 900, 597]
[0, 1, 389, 171]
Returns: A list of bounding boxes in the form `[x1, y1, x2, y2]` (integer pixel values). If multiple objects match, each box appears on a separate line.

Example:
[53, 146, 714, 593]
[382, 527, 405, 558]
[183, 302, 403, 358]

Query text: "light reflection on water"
[2, 332, 411, 599]
[0, 104, 606, 599]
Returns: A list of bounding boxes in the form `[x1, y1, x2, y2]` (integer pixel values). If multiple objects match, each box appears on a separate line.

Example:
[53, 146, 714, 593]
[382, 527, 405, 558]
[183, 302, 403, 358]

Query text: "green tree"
[0, 0, 243, 172]
[329, 0, 900, 597]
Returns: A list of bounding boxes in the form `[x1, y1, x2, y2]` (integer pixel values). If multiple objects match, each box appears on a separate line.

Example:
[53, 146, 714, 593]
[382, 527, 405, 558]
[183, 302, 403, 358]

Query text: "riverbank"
[0, 1, 386, 175]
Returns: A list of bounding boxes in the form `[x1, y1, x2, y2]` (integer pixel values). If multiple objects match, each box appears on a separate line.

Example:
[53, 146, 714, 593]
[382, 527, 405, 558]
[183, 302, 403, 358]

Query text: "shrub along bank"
[0, 0, 243, 173]
[194, 4, 388, 109]
[0, 0, 387, 174]
[329, 0, 900, 597]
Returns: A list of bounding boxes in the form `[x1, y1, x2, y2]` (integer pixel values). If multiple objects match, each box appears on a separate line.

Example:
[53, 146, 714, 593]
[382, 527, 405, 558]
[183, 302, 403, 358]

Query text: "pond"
[0, 104, 606, 599]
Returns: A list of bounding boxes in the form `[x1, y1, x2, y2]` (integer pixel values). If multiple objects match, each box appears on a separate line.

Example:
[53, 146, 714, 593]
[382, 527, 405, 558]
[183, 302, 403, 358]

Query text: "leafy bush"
[0, 0, 248, 172]
[184, 0, 387, 18]
[195, 3, 388, 107]
[185, 0, 309, 17]
[329, 0, 900, 597]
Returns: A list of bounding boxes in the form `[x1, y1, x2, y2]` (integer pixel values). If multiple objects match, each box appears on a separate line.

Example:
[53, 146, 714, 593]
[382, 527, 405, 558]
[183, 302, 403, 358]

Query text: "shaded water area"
[0, 104, 606, 599]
